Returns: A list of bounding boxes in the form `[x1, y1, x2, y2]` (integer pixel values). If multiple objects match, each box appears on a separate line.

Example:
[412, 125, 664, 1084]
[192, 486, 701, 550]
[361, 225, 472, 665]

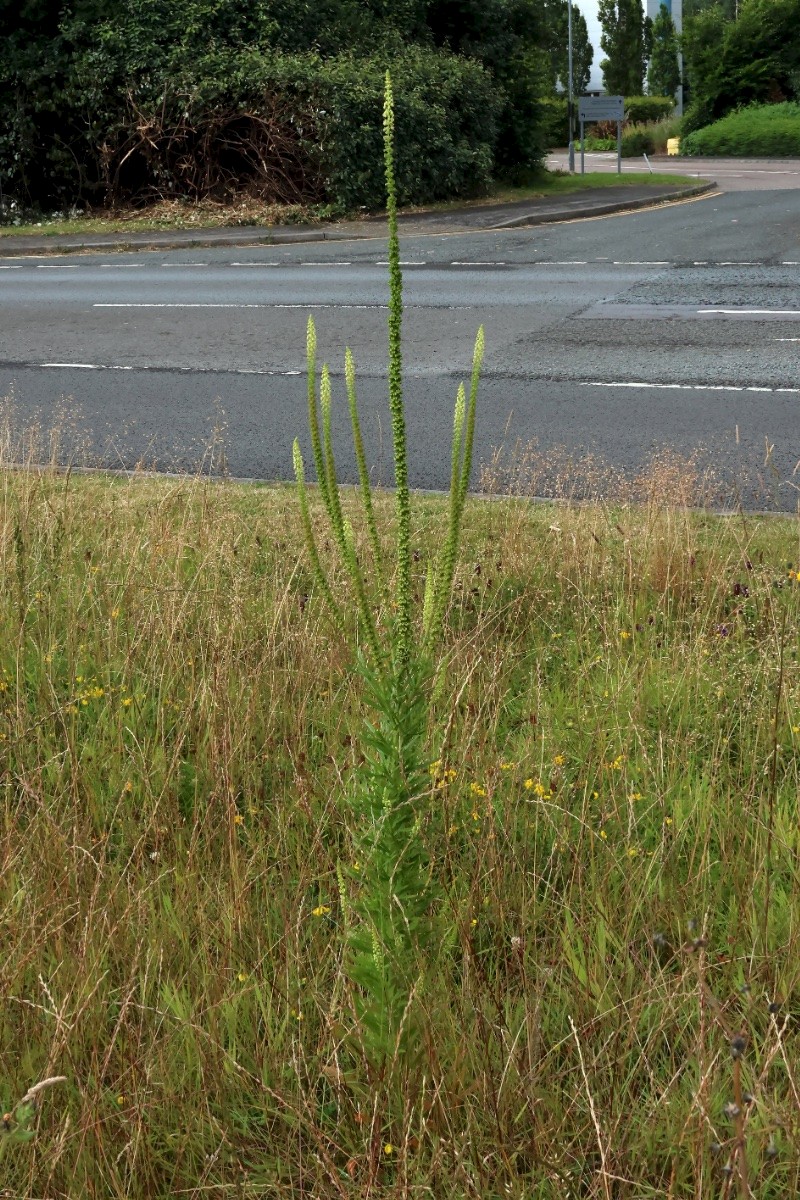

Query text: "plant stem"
[383, 72, 411, 671]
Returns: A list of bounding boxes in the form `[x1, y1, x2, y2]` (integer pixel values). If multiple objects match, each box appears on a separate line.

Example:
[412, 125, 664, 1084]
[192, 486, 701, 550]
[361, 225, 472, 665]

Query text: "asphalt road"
[1, 183, 799, 508]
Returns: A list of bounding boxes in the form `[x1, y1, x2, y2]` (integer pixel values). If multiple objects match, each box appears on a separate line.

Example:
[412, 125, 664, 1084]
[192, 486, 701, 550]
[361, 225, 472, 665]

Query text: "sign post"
[567, 0, 574, 173]
[577, 95, 625, 175]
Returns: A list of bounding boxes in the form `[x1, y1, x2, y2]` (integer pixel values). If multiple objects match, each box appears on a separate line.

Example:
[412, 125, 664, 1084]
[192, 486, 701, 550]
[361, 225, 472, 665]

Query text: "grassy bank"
[0, 172, 702, 239]
[682, 102, 800, 158]
[1, 466, 799, 1197]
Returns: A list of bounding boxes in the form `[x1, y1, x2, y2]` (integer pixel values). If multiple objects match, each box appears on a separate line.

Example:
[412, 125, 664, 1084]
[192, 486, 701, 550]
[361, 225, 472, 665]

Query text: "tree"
[683, 0, 736, 18]
[426, 0, 552, 169]
[598, 0, 647, 94]
[543, 0, 594, 95]
[682, 0, 800, 131]
[647, 3, 680, 97]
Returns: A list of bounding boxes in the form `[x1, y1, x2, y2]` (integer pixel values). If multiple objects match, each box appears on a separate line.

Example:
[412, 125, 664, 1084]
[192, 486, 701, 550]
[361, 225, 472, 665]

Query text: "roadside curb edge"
[0, 183, 717, 257]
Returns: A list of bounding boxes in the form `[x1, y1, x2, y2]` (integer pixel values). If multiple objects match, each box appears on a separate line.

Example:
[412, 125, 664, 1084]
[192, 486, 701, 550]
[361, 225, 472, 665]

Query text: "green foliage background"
[681, 0, 800, 134]
[597, 0, 650, 96]
[647, 2, 680, 101]
[0, 0, 578, 211]
[681, 100, 800, 156]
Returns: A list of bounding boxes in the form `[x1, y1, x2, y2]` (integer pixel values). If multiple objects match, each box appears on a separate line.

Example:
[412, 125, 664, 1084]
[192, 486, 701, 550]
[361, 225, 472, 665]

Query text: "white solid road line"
[699, 308, 800, 316]
[93, 302, 389, 309]
[579, 380, 800, 394]
[39, 362, 302, 374]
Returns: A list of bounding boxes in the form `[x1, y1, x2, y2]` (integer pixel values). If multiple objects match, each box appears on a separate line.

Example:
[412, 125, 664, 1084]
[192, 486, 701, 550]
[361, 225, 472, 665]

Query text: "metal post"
[617, 119, 622, 173]
[580, 119, 585, 175]
[567, 0, 574, 173]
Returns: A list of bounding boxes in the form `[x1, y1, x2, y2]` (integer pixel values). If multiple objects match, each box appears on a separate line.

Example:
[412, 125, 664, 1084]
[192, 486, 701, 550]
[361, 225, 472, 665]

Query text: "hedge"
[624, 96, 674, 123]
[0, 44, 501, 212]
[681, 101, 800, 157]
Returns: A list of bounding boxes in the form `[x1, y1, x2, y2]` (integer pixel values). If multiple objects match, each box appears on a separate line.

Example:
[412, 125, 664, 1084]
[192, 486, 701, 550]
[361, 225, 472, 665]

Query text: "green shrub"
[0, 39, 500, 212]
[311, 51, 501, 211]
[624, 95, 674, 123]
[621, 128, 655, 155]
[0, 0, 511, 211]
[580, 135, 616, 151]
[681, 100, 800, 156]
[682, 0, 800, 133]
[540, 97, 569, 149]
[637, 113, 683, 151]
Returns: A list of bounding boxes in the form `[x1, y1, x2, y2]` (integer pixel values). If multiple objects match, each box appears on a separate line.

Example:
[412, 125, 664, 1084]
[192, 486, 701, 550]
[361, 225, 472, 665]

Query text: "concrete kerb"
[489, 182, 717, 229]
[0, 181, 717, 257]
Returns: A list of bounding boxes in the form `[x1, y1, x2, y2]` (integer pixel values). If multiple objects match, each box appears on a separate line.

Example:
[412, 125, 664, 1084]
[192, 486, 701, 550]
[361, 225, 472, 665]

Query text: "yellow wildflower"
[383, 1144, 394, 1156]
[234, 813, 244, 826]
[553, 754, 565, 766]
[599, 829, 608, 841]
[311, 905, 331, 917]
[469, 782, 486, 797]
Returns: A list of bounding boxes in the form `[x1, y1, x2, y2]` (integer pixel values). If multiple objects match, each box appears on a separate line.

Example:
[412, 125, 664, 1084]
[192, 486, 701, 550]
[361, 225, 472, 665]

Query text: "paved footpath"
[0, 181, 713, 257]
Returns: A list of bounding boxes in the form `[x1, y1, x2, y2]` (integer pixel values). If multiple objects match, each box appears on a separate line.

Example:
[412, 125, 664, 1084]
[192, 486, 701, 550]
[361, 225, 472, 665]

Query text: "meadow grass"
[1, 462, 799, 1198]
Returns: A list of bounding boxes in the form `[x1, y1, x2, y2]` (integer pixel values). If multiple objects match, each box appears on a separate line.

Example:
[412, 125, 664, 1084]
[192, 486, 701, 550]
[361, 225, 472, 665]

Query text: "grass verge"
[1, 465, 799, 1197]
[0, 172, 703, 239]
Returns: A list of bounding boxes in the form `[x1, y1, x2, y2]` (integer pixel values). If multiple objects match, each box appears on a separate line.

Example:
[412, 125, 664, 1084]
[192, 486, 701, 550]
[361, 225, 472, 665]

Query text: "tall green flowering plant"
[293, 72, 484, 1071]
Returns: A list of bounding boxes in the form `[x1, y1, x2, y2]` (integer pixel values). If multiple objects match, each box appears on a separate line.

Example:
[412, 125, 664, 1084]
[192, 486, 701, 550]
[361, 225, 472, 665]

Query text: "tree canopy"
[0, 0, 558, 208]
[598, 0, 649, 95]
[647, 3, 680, 99]
[682, 0, 800, 130]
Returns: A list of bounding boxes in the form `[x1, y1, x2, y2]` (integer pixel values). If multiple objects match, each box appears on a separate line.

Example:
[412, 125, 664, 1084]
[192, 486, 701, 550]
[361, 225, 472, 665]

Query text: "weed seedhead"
[730, 1033, 747, 1060]
[765, 1141, 778, 1160]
